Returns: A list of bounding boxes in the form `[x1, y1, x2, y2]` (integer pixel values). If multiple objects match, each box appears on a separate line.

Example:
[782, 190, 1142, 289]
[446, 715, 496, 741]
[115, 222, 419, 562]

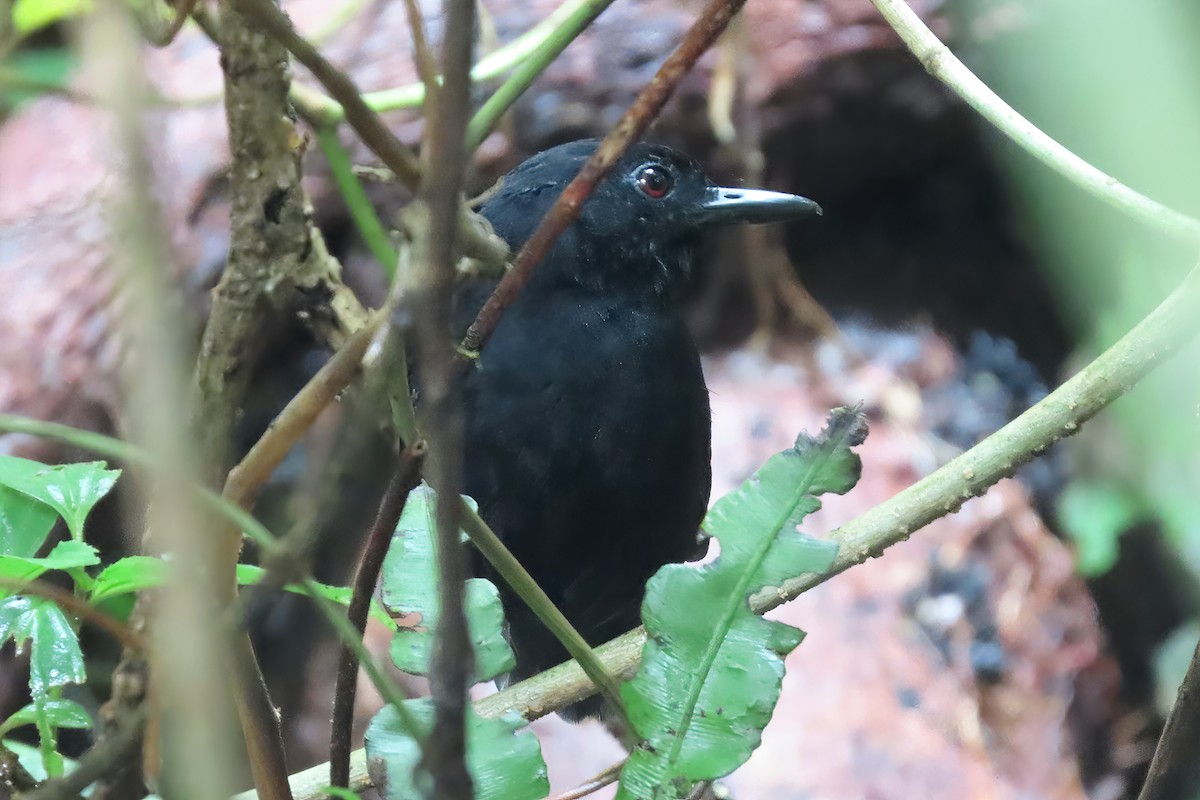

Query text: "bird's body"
[453, 140, 819, 719]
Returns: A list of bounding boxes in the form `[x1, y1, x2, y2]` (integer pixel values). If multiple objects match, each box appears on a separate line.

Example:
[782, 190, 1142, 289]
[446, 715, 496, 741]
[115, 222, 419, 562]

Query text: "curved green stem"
[465, 0, 618, 150]
[291, 0, 608, 124]
[869, 0, 1200, 242]
[314, 125, 398, 277]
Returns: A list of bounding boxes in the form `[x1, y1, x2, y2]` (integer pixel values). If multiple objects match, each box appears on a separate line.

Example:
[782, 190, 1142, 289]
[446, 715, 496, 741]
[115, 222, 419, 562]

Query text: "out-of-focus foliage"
[959, 0, 1200, 580]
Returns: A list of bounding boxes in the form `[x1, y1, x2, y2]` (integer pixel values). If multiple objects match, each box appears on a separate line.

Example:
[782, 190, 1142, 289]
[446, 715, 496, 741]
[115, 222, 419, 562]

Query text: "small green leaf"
[0, 698, 91, 737]
[365, 700, 548, 800]
[12, 0, 93, 34]
[90, 556, 167, 603]
[0, 541, 100, 595]
[1058, 480, 1142, 576]
[0, 596, 86, 694]
[380, 486, 515, 682]
[236, 564, 393, 629]
[0, 457, 119, 541]
[618, 408, 863, 799]
[0, 485, 58, 559]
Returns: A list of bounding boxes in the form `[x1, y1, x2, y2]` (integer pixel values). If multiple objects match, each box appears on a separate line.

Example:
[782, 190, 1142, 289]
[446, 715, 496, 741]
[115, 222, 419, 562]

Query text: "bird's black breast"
[456, 279, 712, 706]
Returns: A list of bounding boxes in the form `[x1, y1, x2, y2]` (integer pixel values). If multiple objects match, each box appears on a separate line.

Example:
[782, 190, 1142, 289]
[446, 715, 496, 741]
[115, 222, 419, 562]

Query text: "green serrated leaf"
[0, 540, 100, 596]
[618, 408, 864, 799]
[0, 698, 91, 737]
[0, 596, 86, 694]
[90, 556, 167, 603]
[380, 486, 514, 683]
[12, 0, 93, 34]
[0, 485, 58, 559]
[0, 456, 119, 541]
[365, 700, 548, 800]
[236, 564, 394, 629]
[1058, 480, 1142, 576]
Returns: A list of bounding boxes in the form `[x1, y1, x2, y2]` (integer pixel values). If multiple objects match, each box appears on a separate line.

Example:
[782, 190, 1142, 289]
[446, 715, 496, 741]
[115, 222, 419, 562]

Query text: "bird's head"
[478, 139, 821, 299]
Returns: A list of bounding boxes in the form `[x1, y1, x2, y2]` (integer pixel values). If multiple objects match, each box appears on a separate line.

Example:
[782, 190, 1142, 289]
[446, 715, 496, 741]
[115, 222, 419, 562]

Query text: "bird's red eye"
[635, 164, 673, 199]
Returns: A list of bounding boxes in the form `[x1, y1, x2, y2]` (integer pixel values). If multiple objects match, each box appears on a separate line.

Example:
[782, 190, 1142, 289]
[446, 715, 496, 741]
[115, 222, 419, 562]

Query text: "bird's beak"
[687, 187, 822, 227]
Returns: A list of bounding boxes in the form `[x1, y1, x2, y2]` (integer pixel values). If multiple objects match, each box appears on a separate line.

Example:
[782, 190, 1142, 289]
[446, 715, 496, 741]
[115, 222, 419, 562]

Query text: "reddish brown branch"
[458, 0, 748, 356]
[328, 441, 427, 788]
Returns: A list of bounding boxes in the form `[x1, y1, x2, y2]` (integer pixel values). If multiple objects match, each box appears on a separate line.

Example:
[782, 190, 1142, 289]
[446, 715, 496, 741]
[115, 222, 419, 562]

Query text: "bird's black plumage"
[455, 140, 820, 720]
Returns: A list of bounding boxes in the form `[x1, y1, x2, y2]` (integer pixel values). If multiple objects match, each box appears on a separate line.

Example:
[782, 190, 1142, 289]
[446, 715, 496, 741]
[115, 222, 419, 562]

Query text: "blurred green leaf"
[12, 0, 92, 34]
[618, 409, 860, 799]
[379, 486, 514, 683]
[0, 596, 85, 694]
[0, 48, 75, 110]
[319, 787, 364, 800]
[90, 555, 167, 604]
[0, 486, 57, 559]
[365, 700, 548, 800]
[0, 697, 91, 737]
[1058, 480, 1142, 576]
[0, 457, 119, 541]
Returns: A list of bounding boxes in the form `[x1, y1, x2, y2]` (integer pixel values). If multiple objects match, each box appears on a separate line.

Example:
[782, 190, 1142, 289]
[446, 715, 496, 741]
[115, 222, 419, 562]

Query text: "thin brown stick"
[329, 441, 427, 788]
[545, 761, 623, 800]
[401, 0, 441, 93]
[26, 707, 147, 800]
[0, 578, 148, 653]
[458, 0, 749, 356]
[411, 1, 477, 797]
[223, 313, 383, 510]
[1138, 637, 1200, 800]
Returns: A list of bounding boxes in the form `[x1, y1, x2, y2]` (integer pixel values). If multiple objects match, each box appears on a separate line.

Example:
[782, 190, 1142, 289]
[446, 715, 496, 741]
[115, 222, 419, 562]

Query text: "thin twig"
[0, 578, 148, 653]
[223, 313, 384, 511]
[26, 707, 147, 800]
[464, 0, 617, 150]
[329, 442, 427, 788]
[869, 0, 1200, 242]
[409, 1, 478, 797]
[401, 0, 441, 93]
[1137, 637, 1200, 800]
[458, 0, 749, 356]
[545, 760, 623, 800]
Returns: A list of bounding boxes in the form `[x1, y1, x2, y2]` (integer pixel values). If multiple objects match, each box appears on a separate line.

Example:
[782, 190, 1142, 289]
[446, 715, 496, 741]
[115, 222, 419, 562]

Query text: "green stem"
[314, 125, 399, 277]
[869, 0, 1200, 242]
[465, 0, 618, 150]
[293, 0, 608, 124]
[458, 502, 627, 716]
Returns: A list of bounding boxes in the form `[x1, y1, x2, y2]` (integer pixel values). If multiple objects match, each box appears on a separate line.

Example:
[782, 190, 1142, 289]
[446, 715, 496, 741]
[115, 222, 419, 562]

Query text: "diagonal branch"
[868, 0, 1200, 242]
[458, 0, 749, 356]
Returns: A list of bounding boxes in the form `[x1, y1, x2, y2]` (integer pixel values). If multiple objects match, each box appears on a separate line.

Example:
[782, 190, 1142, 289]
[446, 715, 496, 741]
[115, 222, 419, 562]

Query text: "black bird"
[456, 139, 821, 720]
